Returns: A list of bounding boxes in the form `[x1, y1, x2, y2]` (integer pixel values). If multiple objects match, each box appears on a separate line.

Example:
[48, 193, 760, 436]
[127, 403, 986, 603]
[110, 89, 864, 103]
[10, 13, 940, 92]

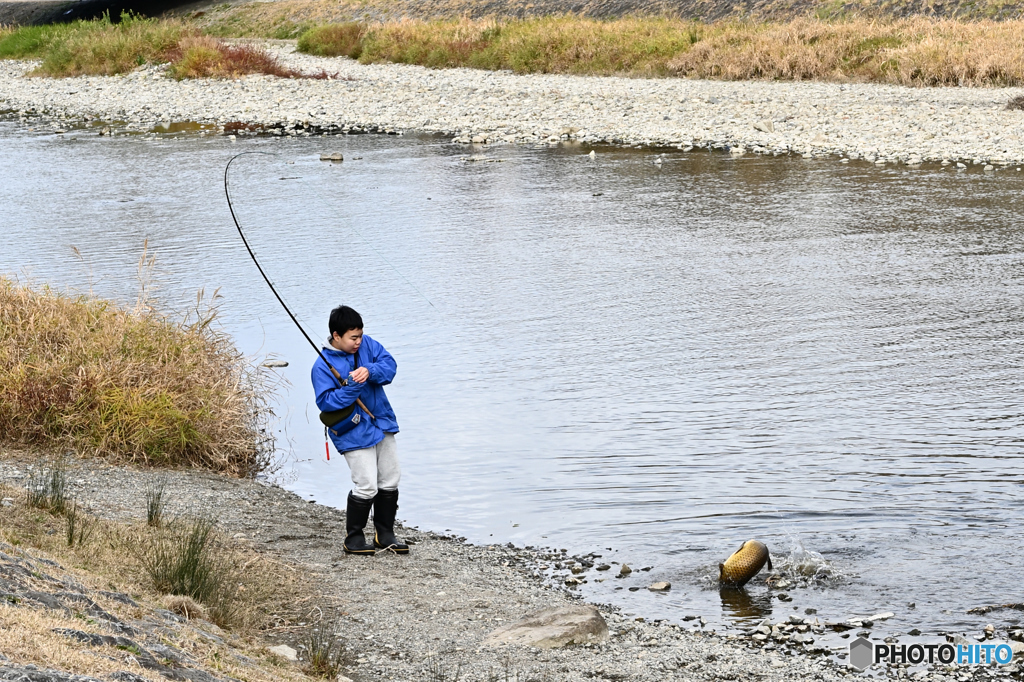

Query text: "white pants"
[344, 433, 400, 500]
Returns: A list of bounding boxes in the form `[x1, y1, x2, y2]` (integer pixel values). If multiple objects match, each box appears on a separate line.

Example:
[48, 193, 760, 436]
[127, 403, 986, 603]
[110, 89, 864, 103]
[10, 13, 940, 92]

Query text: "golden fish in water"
[718, 540, 772, 588]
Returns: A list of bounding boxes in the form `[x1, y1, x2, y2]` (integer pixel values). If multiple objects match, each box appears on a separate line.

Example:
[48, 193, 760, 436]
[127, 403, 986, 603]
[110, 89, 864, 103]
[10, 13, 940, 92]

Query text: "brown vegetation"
[0, 274, 274, 476]
[665, 17, 1024, 85]
[183, 0, 1024, 32]
[165, 34, 303, 78]
[296, 15, 1024, 86]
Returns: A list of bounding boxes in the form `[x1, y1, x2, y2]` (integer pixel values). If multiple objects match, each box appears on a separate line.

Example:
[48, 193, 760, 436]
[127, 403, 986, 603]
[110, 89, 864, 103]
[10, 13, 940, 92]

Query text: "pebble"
[2, 45, 1024, 165]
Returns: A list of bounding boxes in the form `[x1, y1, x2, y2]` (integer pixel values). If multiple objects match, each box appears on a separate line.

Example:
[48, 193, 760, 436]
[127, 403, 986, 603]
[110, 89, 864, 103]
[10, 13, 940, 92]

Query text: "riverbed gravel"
[3, 44, 1024, 166]
[1, 452, 1020, 681]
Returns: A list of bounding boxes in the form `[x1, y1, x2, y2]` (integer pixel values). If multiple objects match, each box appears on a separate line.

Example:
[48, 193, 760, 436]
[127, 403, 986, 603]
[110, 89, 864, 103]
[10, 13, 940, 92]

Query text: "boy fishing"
[311, 305, 409, 555]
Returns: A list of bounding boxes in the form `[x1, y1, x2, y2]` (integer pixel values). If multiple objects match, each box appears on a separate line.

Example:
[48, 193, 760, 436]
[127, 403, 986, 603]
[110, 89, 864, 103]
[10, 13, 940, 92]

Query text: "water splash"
[772, 536, 843, 585]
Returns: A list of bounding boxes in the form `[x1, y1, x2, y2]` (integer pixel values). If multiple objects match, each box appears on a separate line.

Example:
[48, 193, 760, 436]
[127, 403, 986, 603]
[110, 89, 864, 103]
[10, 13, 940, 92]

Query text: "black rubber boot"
[343, 492, 376, 555]
[373, 489, 409, 554]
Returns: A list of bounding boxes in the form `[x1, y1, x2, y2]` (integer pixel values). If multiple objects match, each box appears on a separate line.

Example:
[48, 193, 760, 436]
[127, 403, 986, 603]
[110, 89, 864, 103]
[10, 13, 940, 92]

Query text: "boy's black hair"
[328, 305, 363, 340]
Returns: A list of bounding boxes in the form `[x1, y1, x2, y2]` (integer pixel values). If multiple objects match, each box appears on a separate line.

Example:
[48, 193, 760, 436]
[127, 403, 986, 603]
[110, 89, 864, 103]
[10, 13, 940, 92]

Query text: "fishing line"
[311, 157, 444, 317]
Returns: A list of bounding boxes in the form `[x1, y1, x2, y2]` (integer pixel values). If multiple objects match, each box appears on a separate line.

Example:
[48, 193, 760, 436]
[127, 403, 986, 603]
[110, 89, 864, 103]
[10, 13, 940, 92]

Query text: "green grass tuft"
[301, 610, 348, 678]
[143, 517, 221, 602]
[145, 479, 167, 528]
[64, 499, 94, 547]
[0, 23, 74, 59]
[26, 457, 69, 515]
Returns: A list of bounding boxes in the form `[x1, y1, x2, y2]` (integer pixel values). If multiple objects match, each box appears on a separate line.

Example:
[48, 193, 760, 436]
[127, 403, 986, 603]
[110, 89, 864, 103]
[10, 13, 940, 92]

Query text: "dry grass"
[0, 482, 311, 646]
[0, 603, 166, 681]
[298, 22, 365, 58]
[5, 8, 1024, 85]
[294, 15, 1024, 85]
[0, 274, 273, 476]
[185, 0, 1024, 27]
[194, 0, 366, 39]
[667, 17, 1024, 85]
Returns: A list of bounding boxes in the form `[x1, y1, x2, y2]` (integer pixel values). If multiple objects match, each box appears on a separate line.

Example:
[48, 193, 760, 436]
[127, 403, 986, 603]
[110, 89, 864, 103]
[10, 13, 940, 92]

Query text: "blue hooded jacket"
[311, 335, 399, 454]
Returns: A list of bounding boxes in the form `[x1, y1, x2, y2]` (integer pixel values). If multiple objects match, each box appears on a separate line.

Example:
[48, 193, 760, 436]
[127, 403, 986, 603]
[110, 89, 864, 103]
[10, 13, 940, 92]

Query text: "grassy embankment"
[0, 275, 271, 476]
[0, 278, 350, 677]
[0, 13, 328, 78]
[178, 0, 1024, 86]
[3, 9, 1024, 86]
[296, 16, 1024, 86]
[0, 469, 344, 680]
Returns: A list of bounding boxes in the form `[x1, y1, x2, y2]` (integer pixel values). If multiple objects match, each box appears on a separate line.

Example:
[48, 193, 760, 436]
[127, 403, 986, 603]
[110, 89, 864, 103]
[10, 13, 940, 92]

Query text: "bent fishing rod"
[223, 151, 374, 422]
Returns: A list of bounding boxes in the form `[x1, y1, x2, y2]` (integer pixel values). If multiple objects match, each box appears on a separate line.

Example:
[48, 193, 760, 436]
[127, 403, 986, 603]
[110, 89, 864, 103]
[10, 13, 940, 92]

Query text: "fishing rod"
[223, 151, 375, 451]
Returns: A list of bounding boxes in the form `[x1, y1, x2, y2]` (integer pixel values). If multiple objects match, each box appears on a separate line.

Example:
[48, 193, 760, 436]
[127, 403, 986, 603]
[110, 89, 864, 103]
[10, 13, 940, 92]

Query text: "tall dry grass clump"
[165, 35, 301, 78]
[0, 275, 273, 476]
[667, 17, 1024, 85]
[352, 16, 697, 75]
[298, 22, 365, 58]
[297, 15, 1024, 85]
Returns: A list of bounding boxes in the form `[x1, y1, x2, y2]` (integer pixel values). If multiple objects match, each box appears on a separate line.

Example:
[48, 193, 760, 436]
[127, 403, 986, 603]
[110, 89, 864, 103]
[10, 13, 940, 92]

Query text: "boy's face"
[332, 328, 363, 354]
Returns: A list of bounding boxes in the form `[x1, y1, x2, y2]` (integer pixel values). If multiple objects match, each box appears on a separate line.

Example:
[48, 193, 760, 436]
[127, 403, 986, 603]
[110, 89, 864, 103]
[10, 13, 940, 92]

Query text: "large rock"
[484, 605, 608, 649]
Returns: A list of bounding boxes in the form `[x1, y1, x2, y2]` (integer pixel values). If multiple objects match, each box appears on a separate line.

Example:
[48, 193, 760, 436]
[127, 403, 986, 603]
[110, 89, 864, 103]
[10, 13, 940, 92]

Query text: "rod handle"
[355, 398, 376, 421]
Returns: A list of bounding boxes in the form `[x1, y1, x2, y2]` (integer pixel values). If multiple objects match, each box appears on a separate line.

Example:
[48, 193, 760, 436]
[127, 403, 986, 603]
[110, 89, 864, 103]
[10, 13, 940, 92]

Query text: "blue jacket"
[311, 335, 399, 453]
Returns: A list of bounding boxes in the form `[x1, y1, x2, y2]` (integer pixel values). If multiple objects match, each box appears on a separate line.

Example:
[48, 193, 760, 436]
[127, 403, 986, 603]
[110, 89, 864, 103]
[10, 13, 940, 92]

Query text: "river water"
[3, 119, 1024, 640]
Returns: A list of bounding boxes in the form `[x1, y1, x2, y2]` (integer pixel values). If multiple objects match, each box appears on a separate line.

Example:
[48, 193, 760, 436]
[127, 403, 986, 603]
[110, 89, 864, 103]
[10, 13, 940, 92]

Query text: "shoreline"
[0, 451, 1019, 681]
[1, 43, 1024, 165]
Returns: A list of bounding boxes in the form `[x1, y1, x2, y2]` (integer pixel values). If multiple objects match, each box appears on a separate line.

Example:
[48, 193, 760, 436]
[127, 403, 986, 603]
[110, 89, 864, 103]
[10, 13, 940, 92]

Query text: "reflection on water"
[719, 588, 774, 623]
[3, 119, 1024, 638]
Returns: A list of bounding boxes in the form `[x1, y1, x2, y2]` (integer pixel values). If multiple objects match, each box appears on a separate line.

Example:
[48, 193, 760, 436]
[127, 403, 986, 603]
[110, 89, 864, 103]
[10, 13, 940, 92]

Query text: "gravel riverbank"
[0, 452, 1020, 682]
[3, 43, 1024, 166]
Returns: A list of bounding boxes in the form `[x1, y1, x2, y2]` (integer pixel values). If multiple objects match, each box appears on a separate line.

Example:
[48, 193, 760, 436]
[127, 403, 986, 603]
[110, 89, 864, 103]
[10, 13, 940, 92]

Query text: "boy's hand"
[349, 367, 370, 383]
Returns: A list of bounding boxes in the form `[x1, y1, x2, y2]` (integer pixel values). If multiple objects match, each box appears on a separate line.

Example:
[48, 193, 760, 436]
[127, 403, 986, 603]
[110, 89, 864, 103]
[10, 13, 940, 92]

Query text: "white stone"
[269, 644, 298, 661]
